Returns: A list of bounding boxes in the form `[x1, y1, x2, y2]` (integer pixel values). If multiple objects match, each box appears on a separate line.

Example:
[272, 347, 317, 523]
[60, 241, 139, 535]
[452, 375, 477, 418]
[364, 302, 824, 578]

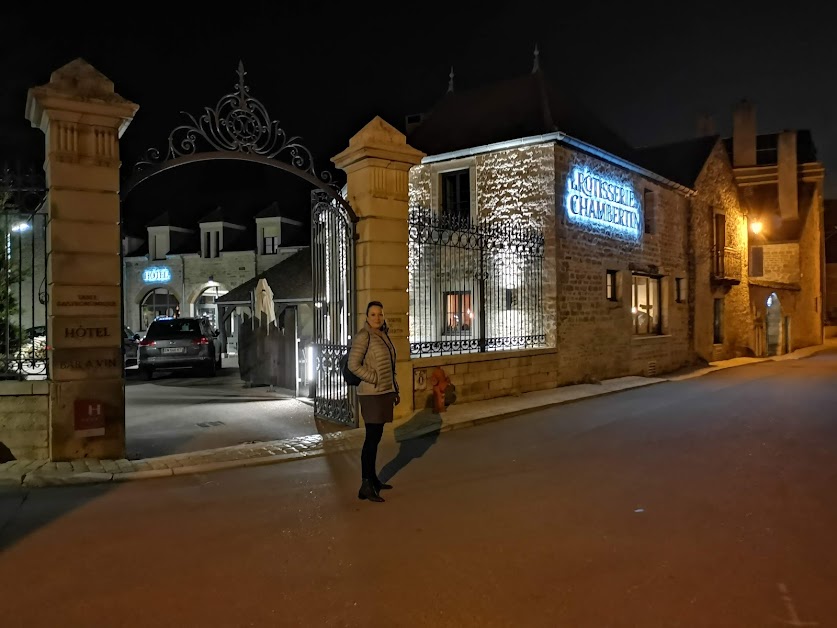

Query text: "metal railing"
[1, 208, 48, 380]
[713, 246, 742, 282]
[408, 208, 546, 357]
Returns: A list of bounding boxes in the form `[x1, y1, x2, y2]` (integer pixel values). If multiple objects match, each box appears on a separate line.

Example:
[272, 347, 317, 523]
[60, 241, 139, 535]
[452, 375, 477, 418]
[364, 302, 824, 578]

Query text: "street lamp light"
[750, 221, 763, 235]
[10, 223, 30, 233]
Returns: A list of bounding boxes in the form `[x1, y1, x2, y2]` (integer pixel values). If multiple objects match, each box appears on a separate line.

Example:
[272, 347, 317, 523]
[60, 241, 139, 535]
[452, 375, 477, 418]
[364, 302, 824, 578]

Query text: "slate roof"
[407, 69, 637, 162]
[634, 136, 720, 189]
[216, 248, 312, 304]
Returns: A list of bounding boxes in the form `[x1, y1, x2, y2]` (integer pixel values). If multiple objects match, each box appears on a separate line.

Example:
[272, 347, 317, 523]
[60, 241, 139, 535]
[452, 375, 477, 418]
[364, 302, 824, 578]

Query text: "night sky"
[2, 2, 835, 235]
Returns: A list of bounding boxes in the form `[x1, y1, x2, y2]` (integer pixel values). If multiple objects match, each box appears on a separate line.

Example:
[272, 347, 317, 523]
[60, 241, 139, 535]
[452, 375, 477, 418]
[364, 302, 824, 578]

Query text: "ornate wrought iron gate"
[311, 190, 356, 426]
[123, 62, 358, 427]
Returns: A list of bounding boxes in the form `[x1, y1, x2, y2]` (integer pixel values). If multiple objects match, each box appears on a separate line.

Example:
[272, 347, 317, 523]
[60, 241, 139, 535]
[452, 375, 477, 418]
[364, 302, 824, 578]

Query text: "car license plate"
[162, 347, 184, 354]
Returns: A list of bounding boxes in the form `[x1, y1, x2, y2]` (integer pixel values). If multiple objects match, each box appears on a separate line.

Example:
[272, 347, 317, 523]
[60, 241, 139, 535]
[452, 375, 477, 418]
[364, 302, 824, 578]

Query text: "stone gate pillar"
[26, 59, 138, 460]
[332, 117, 424, 420]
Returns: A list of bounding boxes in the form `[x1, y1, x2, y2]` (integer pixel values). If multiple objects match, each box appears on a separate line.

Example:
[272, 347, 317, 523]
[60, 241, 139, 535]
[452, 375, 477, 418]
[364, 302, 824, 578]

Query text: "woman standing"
[348, 300, 400, 503]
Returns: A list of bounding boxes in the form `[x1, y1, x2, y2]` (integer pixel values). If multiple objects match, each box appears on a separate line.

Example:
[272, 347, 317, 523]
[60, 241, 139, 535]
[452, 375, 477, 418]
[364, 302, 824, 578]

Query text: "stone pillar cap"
[332, 116, 425, 170]
[26, 58, 139, 137]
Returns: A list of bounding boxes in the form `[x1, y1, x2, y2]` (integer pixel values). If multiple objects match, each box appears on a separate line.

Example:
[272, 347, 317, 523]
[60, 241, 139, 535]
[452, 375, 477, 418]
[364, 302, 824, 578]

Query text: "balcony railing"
[713, 246, 742, 283]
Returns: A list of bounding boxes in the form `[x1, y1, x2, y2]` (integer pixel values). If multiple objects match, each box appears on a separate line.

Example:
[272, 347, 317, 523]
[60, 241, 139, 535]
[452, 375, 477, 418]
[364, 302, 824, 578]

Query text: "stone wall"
[826, 263, 837, 323]
[691, 141, 753, 361]
[793, 185, 824, 347]
[553, 145, 691, 383]
[413, 349, 558, 409]
[0, 381, 49, 460]
[761, 243, 800, 284]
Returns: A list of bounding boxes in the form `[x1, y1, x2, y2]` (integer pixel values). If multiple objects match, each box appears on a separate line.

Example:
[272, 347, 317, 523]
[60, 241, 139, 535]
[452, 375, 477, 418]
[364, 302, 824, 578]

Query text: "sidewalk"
[2, 339, 834, 489]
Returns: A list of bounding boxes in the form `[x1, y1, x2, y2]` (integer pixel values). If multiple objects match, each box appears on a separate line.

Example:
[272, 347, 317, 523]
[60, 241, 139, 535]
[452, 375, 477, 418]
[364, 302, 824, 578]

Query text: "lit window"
[632, 274, 661, 335]
[443, 291, 473, 335]
[606, 270, 618, 301]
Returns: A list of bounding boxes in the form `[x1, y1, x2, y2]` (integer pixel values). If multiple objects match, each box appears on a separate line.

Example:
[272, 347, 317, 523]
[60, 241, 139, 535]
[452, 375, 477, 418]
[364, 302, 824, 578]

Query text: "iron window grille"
[408, 207, 546, 357]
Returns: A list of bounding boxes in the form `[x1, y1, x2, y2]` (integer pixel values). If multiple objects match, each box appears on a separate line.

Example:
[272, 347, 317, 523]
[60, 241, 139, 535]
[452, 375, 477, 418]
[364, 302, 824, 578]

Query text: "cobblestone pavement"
[2, 340, 833, 489]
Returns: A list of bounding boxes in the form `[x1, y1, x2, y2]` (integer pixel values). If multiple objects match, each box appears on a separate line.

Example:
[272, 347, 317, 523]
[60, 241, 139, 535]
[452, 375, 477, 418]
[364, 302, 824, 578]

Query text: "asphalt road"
[125, 362, 323, 459]
[2, 350, 836, 627]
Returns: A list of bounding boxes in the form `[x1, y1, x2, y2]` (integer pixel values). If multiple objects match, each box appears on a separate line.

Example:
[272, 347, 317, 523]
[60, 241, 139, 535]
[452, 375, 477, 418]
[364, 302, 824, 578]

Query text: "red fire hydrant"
[429, 366, 450, 413]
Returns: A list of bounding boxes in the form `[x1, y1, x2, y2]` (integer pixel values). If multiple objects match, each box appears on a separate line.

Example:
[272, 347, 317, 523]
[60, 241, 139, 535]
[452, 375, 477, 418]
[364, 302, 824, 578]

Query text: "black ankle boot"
[358, 479, 384, 502]
[373, 477, 393, 490]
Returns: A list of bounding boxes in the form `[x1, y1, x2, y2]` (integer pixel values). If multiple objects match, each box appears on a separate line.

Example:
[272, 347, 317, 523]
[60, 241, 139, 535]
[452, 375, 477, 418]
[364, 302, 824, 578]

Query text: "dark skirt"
[359, 392, 397, 424]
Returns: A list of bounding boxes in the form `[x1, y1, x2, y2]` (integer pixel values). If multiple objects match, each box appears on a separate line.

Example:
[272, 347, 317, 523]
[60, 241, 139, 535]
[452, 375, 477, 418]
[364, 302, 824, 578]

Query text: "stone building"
[122, 201, 305, 354]
[403, 70, 828, 410]
[722, 101, 825, 355]
[406, 67, 694, 409]
[638, 136, 752, 362]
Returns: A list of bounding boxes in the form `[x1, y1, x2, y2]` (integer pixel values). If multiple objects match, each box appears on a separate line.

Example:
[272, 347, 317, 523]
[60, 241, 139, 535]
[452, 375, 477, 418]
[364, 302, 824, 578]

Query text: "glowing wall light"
[564, 166, 641, 240]
[306, 345, 315, 383]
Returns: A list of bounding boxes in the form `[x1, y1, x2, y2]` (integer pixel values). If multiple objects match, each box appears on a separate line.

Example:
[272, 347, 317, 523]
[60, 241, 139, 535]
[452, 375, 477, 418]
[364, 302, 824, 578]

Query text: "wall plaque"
[52, 285, 121, 316]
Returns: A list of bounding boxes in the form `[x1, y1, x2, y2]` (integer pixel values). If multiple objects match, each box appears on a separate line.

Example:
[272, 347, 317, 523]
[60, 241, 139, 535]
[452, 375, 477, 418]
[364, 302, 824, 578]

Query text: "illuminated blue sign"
[142, 266, 172, 284]
[565, 167, 641, 239]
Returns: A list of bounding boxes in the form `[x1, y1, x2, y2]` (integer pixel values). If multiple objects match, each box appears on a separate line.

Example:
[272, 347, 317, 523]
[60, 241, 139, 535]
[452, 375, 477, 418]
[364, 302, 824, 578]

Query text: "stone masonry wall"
[793, 184, 824, 347]
[761, 243, 800, 284]
[691, 141, 753, 362]
[409, 144, 557, 408]
[0, 382, 49, 460]
[553, 145, 691, 383]
[826, 263, 837, 322]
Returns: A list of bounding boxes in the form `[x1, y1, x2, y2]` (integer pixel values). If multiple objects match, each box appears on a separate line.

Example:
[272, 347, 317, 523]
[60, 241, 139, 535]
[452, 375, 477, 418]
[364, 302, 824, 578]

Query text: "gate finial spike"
[448, 66, 455, 93]
[532, 44, 540, 73]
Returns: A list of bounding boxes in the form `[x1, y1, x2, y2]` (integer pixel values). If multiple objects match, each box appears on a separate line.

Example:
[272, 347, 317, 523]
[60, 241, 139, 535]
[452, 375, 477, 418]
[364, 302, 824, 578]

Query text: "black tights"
[361, 423, 384, 480]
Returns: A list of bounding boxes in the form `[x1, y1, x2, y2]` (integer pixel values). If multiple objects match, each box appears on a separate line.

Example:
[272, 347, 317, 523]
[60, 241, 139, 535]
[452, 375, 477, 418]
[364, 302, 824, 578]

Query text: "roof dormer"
[146, 212, 194, 260]
[198, 206, 246, 258]
[254, 202, 304, 255]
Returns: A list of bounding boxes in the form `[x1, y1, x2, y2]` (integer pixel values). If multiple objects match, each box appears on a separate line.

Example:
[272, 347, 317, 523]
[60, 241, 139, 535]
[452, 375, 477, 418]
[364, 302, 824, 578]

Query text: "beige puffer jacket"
[348, 323, 398, 396]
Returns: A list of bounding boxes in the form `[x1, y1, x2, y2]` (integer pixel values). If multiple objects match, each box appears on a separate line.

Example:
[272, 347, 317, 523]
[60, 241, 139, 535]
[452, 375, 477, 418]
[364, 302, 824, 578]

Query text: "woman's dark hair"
[366, 301, 384, 315]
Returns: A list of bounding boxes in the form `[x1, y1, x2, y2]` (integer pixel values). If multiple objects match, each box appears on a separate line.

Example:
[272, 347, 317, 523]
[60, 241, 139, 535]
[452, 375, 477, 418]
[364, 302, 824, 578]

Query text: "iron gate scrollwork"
[311, 190, 356, 426]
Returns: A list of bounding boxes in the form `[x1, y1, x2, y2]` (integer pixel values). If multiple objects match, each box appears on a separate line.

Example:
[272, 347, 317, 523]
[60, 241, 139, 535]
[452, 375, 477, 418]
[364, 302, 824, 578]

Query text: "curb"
[4, 342, 832, 489]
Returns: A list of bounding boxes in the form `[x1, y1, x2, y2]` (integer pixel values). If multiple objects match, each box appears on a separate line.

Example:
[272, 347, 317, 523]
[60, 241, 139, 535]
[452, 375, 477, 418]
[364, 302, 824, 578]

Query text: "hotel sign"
[565, 166, 641, 239]
[142, 266, 172, 284]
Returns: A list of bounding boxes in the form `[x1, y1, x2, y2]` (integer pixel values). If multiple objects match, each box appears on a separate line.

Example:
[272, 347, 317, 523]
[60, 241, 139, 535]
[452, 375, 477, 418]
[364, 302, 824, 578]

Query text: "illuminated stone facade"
[690, 141, 753, 362]
[408, 141, 692, 409]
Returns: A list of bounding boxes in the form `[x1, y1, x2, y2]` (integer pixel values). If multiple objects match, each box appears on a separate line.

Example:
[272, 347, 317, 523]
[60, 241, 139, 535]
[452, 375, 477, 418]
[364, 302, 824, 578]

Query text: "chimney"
[405, 112, 425, 136]
[696, 113, 716, 137]
[732, 100, 756, 167]
[777, 130, 798, 220]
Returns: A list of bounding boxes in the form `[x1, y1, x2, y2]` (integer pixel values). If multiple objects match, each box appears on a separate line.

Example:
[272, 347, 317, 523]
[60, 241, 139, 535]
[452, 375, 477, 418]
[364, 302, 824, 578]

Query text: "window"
[204, 232, 212, 258]
[750, 246, 764, 277]
[713, 213, 726, 276]
[441, 169, 470, 224]
[632, 274, 661, 335]
[443, 291, 473, 335]
[643, 189, 655, 234]
[675, 278, 685, 303]
[713, 298, 724, 344]
[214, 231, 220, 257]
[140, 288, 180, 331]
[606, 270, 618, 301]
[263, 236, 279, 255]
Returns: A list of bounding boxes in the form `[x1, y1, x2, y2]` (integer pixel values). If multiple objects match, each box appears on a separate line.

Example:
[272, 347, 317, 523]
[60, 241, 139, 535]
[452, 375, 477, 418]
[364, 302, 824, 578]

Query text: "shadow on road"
[378, 409, 443, 483]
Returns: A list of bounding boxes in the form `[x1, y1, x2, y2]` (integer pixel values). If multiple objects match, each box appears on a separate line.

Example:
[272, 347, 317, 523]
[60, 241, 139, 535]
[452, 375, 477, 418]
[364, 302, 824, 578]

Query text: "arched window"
[140, 288, 179, 331]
